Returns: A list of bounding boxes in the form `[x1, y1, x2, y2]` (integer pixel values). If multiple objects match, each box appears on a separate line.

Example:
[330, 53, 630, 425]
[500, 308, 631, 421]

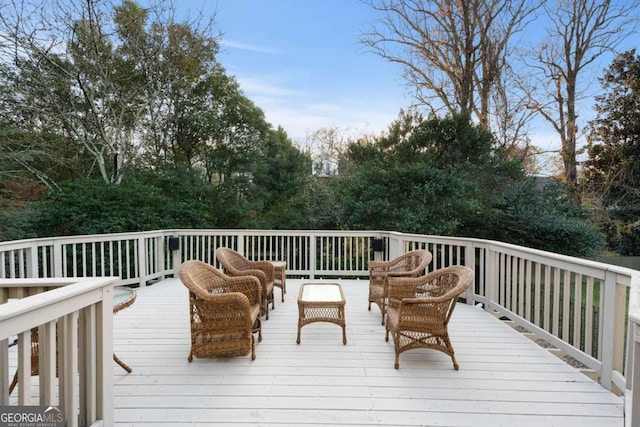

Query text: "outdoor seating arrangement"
[368, 249, 433, 324]
[384, 265, 474, 369]
[216, 247, 276, 319]
[179, 260, 262, 361]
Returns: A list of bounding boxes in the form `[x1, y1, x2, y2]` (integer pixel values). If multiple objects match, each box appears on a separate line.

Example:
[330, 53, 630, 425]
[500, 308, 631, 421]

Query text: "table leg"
[113, 353, 132, 373]
[342, 307, 347, 345]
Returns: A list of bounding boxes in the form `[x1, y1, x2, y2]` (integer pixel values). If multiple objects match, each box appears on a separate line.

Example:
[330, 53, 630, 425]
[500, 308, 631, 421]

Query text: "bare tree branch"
[525, 0, 639, 186]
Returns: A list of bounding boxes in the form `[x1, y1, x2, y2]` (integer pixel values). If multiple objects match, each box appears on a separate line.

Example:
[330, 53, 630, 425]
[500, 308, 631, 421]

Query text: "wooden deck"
[107, 278, 624, 426]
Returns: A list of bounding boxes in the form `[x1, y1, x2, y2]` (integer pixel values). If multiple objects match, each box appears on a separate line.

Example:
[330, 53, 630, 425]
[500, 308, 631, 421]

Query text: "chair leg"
[442, 334, 459, 370]
[253, 319, 262, 342]
[113, 353, 133, 373]
[391, 330, 401, 369]
[393, 337, 400, 369]
[251, 336, 256, 361]
[8, 372, 18, 394]
[267, 289, 275, 310]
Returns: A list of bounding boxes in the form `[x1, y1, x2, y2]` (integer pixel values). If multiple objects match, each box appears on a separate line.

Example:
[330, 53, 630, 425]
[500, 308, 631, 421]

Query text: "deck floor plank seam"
[107, 278, 624, 426]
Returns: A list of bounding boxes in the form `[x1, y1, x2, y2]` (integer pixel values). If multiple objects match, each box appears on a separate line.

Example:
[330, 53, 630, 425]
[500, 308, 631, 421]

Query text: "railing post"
[53, 241, 64, 278]
[310, 235, 317, 279]
[601, 270, 619, 390]
[237, 233, 245, 255]
[387, 235, 400, 260]
[61, 311, 80, 427]
[464, 241, 475, 305]
[27, 242, 38, 278]
[97, 284, 114, 426]
[631, 329, 640, 427]
[17, 329, 31, 404]
[159, 234, 167, 278]
[485, 246, 497, 312]
[137, 236, 147, 287]
[626, 275, 640, 427]
[0, 288, 8, 405]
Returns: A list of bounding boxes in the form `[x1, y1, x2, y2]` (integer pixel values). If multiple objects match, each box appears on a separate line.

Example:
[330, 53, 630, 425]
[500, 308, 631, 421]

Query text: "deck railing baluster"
[0, 229, 639, 422]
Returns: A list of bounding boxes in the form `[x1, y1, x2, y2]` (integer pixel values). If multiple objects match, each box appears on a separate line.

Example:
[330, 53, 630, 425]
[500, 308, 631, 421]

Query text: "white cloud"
[529, 131, 561, 152]
[236, 76, 306, 98]
[219, 40, 282, 55]
[260, 100, 398, 144]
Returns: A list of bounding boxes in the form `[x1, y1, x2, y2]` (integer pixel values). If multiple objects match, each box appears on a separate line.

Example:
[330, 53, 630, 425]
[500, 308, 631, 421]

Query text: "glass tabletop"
[300, 283, 343, 302]
[113, 286, 136, 312]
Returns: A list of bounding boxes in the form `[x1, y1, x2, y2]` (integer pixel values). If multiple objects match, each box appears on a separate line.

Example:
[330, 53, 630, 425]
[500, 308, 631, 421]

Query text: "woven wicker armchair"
[179, 260, 262, 361]
[215, 247, 275, 319]
[368, 249, 432, 325]
[384, 265, 474, 369]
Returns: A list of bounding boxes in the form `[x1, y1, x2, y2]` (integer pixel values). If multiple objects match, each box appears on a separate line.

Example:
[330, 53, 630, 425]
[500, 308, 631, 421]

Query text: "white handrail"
[0, 277, 118, 427]
[626, 275, 640, 426]
[1, 229, 639, 425]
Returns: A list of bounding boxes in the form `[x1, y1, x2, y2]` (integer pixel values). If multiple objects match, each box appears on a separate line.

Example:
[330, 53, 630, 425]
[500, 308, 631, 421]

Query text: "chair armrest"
[370, 261, 423, 276]
[227, 266, 268, 285]
[225, 275, 262, 306]
[386, 280, 422, 309]
[369, 260, 393, 271]
[246, 260, 275, 282]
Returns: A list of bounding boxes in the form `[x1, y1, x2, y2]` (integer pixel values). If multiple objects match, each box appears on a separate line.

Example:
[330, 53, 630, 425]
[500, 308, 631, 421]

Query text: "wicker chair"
[9, 287, 136, 394]
[384, 265, 474, 369]
[179, 260, 262, 361]
[215, 247, 275, 319]
[8, 327, 45, 394]
[368, 249, 432, 325]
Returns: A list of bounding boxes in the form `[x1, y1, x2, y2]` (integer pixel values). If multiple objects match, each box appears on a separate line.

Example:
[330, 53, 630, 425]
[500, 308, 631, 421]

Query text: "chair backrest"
[216, 247, 250, 273]
[179, 260, 232, 298]
[398, 249, 433, 275]
[388, 265, 474, 323]
[419, 265, 472, 297]
[215, 247, 273, 284]
[381, 249, 432, 277]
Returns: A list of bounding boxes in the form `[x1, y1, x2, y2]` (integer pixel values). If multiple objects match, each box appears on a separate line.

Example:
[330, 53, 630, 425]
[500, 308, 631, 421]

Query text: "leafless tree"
[304, 126, 368, 176]
[525, 0, 638, 186]
[362, 0, 540, 156]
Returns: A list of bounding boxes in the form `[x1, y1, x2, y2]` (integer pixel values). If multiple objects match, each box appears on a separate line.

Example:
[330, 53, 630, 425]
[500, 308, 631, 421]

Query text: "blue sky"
[196, 0, 411, 144]
[178, 0, 637, 174]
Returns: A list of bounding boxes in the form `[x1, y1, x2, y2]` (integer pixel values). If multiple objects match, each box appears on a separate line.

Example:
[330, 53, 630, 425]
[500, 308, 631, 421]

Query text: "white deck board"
[108, 278, 623, 426]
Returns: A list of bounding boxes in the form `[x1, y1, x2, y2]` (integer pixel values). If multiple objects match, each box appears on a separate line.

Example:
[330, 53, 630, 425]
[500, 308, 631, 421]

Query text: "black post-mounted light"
[168, 236, 180, 251]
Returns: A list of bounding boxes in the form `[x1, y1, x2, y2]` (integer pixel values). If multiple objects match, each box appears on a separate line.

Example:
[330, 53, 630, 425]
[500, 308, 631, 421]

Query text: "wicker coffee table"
[297, 282, 347, 345]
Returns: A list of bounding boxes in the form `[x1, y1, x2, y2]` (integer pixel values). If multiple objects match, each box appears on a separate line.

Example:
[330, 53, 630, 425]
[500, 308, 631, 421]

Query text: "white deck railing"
[1, 229, 639, 425]
[0, 277, 118, 427]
